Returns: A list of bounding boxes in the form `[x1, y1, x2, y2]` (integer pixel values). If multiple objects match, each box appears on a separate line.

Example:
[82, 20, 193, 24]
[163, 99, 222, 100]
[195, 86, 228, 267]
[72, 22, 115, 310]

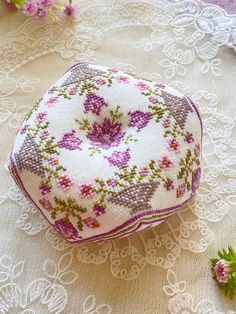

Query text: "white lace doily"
[1, 0, 236, 312]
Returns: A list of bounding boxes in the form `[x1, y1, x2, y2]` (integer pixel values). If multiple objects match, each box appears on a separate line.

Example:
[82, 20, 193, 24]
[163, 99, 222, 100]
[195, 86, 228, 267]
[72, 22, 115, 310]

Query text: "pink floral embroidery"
[191, 167, 201, 193]
[139, 166, 150, 176]
[45, 96, 59, 107]
[37, 0, 55, 10]
[96, 79, 106, 85]
[194, 143, 201, 157]
[116, 76, 130, 84]
[79, 184, 94, 198]
[57, 174, 74, 191]
[158, 156, 174, 169]
[87, 118, 125, 149]
[185, 132, 194, 143]
[59, 130, 82, 150]
[162, 119, 171, 128]
[150, 96, 158, 104]
[84, 217, 100, 228]
[176, 184, 185, 198]
[128, 110, 150, 132]
[39, 198, 52, 210]
[167, 138, 180, 152]
[22, 0, 38, 16]
[39, 130, 49, 140]
[105, 149, 131, 167]
[93, 204, 106, 216]
[36, 112, 47, 122]
[49, 157, 59, 166]
[165, 179, 174, 191]
[135, 81, 149, 90]
[214, 259, 230, 284]
[39, 183, 51, 195]
[63, 3, 76, 16]
[55, 219, 78, 240]
[107, 178, 118, 187]
[84, 94, 108, 115]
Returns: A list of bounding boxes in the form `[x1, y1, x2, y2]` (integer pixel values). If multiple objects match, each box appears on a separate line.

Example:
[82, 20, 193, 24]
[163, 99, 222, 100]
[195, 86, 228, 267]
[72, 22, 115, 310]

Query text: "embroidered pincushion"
[9, 62, 202, 243]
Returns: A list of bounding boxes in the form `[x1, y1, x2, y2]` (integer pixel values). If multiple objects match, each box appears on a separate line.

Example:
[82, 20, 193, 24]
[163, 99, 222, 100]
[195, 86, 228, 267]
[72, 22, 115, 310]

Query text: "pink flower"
[167, 138, 180, 153]
[185, 132, 194, 143]
[84, 217, 100, 228]
[37, 8, 47, 18]
[63, 3, 76, 16]
[194, 143, 201, 157]
[191, 167, 201, 193]
[116, 76, 130, 84]
[49, 157, 59, 166]
[135, 81, 148, 90]
[93, 204, 106, 216]
[46, 96, 59, 107]
[106, 178, 118, 187]
[150, 96, 158, 104]
[162, 119, 171, 128]
[22, 0, 38, 16]
[2, 0, 16, 9]
[166, 179, 174, 191]
[57, 175, 74, 191]
[79, 184, 94, 198]
[105, 149, 131, 167]
[139, 166, 150, 176]
[84, 94, 108, 116]
[214, 259, 230, 284]
[36, 112, 47, 122]
[55, 219, 78, 240]
[37, 0, 54, 9]
[96, 79, 106, 85]
[158, 156, 174, 169]
[39, 183, 51, 195]
[176, 184, 185, 198]
[128, 110, 150, 132]
[40, 130, 49, 140]
[39, 198, 52, 211]
[59, 130, 82, 150]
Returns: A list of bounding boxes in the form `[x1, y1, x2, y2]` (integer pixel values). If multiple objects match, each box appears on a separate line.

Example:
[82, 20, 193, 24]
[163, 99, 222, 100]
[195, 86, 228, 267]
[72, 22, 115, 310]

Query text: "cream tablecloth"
[1, 0, 236, 313]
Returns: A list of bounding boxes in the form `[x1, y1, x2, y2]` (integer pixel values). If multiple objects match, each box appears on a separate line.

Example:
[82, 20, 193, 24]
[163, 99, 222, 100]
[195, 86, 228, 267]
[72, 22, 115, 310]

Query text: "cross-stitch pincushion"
[9, 62, 202, 243]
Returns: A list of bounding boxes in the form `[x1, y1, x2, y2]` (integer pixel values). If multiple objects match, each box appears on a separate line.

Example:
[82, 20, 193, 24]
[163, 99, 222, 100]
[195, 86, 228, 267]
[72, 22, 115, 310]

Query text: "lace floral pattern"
[1, 0, 236, 312]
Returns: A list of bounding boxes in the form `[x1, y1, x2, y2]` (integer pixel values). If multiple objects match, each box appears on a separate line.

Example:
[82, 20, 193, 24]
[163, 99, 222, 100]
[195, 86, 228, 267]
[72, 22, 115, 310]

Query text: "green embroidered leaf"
[76, 118, 92, 131]
[110, 105, 123, 123]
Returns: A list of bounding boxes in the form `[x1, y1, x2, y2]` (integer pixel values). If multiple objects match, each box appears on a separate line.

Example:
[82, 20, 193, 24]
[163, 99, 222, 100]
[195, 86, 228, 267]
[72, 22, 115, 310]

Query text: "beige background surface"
[0, 0, 236, 313]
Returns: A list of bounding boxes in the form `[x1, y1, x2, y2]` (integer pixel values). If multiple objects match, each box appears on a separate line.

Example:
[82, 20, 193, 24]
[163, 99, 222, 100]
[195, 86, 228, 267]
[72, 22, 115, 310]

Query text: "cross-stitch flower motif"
[45, 96, 59, 107]
[96, 78, 106, 85]
[54, 218, 78, 240]
[57, 174, 74, 191]
[162, 119, 171, 128]
[68, 87, 76, 95]
[176, 183, 185, 198]
[167, 138, 180, 152]
[36, 111, 47, 122]
[135, 81, 149, 90]
[79, 184, 94, 198]
[39, 129, 49, 140]
[165, 178, 175, 191]
[39, 183, 51, 195]
[105, 149, 131, 167]
[116, 76, 130, 84]
[158, 156, 174, 169]
[49, 157, 59, 166]
[83, 94, 108, 115]
[194, 143, 201, 157]
[139, 166, 150, 176]
[191, 167, 201, 193]
[128, 110, 150, 132]
[93, 204, 106, 216]
[84, 217, 100, 228]
[185, 132, 194, 143]
[214, 259, 230, 284]
[107, 178, 118, 187]
[150, 96, 158, 104]
[87, 118, 125, 149]
[59, 129, 82, 150]
[39, 198, 52, 210]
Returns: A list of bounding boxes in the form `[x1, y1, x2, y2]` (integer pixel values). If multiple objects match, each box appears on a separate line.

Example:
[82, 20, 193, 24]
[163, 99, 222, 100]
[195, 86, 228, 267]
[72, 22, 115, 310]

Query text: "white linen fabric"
[0, 0, 236, 313]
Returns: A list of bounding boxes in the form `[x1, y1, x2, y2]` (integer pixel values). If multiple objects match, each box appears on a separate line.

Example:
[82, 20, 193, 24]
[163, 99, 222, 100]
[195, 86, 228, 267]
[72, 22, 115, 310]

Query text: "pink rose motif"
[128, 110, 150, 132]
[116, 76, 130, 84]
[59, 130, 82, 150]
[87, 118, 125, 149]
[55, 219, 78, 240]
[135, 81, 149, 90]
[39, 198, 52, 211]
[79, 184, 94, 198]
[93, 204, 106, 216]
[191, 167, 201, 193]
[194, 143, 201, 157]
[22, 0, 38, 16]
[84, 94, 108, 115]
[36, 112, 47, 122]
[167, 138, 180, 153]
[46, 96, 59, 107]
[84, 216, 100, 228]
[158, 156, 174, 169]
[214, 259, 230, 284]
[176, 184, 185, 198]
[57, 174, 74, 191]
[105, 149, 131, 167]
